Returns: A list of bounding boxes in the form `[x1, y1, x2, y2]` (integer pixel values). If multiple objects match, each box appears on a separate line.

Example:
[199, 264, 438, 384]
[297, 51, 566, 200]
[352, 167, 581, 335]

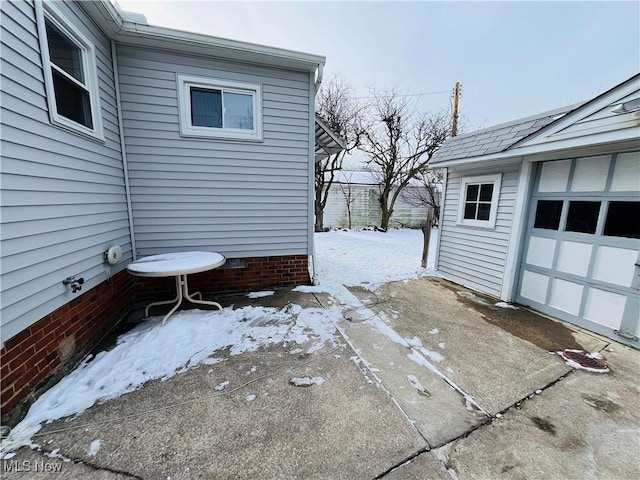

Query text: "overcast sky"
[115, 0, 639, 129]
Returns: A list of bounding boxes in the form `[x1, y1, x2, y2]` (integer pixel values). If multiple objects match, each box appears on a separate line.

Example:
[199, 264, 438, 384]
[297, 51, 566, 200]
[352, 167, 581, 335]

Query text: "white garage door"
[517, 152, 640, 348]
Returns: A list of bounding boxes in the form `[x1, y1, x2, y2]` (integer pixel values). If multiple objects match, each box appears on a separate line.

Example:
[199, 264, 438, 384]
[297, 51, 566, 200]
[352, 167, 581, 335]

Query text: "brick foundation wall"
[134, 255, 310, 302]
[0, 269, 134, 416]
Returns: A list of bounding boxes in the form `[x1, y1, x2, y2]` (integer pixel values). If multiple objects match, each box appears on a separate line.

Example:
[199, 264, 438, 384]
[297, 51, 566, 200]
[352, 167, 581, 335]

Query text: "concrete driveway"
[3, 278, 639, 479]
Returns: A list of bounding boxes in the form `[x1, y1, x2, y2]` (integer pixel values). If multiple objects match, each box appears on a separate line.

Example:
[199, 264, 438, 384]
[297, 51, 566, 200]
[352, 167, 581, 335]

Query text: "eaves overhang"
[82, 1, 325, 72]
[315, 115, 347, 162]
[432, 134, 640, 168]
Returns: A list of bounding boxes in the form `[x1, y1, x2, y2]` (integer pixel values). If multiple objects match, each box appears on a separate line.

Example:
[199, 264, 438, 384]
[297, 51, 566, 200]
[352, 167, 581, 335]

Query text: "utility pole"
[452, 81, 461, 137]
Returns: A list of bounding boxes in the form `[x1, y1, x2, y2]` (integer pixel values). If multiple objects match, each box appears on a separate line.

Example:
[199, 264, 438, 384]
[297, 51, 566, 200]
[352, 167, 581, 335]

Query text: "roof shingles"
[431, 104, 579, 164]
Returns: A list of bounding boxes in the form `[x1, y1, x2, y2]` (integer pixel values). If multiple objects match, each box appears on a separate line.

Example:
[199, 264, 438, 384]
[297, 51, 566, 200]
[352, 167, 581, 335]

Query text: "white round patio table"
[127, 251, 226, 326]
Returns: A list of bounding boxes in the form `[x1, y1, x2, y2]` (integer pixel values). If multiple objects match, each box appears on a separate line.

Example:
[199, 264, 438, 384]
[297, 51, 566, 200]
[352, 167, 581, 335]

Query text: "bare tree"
[337, 171, 363, 229]
[400, 168, 444, 227]
[314, 76, 360, 232]
[357, 88, 450, 231]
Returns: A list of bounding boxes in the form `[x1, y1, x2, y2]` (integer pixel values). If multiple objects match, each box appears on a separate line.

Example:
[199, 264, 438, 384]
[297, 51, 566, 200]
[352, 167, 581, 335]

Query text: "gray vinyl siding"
[0, 0, 131, 343]
[116, 45, 312, 258]
[438, 162, 521, 297]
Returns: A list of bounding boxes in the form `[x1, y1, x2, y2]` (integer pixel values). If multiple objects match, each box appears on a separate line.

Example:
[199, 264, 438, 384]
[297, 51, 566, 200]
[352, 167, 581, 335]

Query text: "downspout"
[314, 63, 323, 92]
[308, 66, 322, 283]
[111, 39, 137, 261]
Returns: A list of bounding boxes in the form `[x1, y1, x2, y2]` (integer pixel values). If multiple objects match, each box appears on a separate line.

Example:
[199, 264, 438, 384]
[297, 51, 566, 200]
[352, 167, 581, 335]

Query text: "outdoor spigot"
[63, 276, 85, 293]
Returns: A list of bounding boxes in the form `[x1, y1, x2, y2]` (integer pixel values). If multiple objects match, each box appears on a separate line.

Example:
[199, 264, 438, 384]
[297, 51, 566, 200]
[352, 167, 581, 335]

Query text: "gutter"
[97, 2, 325, 71]
[121, 22, 326, 70]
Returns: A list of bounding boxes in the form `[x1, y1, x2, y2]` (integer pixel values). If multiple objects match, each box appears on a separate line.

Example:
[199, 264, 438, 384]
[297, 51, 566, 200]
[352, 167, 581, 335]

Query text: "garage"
[431, 74, 639, 348]
[517, 152, 639, 344]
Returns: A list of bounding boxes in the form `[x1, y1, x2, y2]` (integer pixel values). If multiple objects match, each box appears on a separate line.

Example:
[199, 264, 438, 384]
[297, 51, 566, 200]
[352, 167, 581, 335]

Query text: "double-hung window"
[457, 174, 502, 228]
[35, 2, 102, 139]
[178, 75, 262, 141]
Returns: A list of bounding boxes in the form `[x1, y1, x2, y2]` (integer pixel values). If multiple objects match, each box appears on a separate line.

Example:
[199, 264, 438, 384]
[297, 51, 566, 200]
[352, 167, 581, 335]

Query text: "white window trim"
[177, 74, 263, 141]
[35, 1, 103, 141]
[456, 173, 502, 229]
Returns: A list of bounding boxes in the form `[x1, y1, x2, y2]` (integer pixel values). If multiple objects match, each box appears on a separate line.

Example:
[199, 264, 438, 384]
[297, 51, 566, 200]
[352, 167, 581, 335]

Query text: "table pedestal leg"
[182, 274, 223, 311]
[145, 276, 180, 318]
[155, 274, 222, 326]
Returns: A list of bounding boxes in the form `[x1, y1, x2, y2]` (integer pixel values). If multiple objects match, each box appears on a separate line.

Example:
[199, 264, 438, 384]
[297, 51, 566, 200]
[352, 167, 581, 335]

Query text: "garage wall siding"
[438, 162, 522, 297]
[116, 45, 312, 259]
[0, 0, 132, 343]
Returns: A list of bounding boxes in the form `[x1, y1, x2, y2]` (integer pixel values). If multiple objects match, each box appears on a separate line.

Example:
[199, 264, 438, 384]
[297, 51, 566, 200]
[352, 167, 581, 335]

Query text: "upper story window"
[178, 75, 262, 141]
[456, 174, 502, 229]
[35, 2, 103, 139]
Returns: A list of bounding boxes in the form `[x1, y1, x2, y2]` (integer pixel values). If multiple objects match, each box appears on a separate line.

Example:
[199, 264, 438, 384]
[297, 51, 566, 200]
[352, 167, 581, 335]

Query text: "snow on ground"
[297, 227, 439, 314]
[87, 439, 101, 457]
[314, 228, 438, 289]
[246, 291, 275, 299]
[406, 374, 430, 396]
[214, 381, 230, 391]
[0, 305, 342, 455]
[0, 228, 439, 457]
[495, 301, 518, 309]
[289, 376, 326, 387]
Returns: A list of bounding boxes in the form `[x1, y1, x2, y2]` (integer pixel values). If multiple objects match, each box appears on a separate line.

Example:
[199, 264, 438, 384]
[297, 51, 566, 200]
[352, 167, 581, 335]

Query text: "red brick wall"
[0, 269, 134, 416]
[134, 255, 310, 302]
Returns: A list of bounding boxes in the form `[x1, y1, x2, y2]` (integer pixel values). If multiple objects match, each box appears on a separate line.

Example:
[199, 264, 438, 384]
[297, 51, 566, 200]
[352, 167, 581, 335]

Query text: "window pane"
[534, 200, 563, 230]
[565, 201, 600, 234]
[479, 183, 494, 202]
[464, 202, 477, 220]
[466, 184, 479, 202]
[46, 19, 84, 83]
[191, 88, 222, 127]
[477, 203, 491, 221]
[224, 92, 253, 130]
[604, 201, 640, 239]
[52, 69, 92, 128]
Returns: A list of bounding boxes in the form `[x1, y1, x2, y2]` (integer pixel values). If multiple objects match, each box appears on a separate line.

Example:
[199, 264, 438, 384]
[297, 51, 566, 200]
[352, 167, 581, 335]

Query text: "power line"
[352, 90, 450, 100]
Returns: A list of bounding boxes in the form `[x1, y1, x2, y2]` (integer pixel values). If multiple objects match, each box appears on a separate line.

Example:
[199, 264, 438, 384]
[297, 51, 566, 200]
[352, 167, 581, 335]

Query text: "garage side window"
[35, 2, 103, 139]
[178, 75, 262, 141]
[457, 174, 502, 229]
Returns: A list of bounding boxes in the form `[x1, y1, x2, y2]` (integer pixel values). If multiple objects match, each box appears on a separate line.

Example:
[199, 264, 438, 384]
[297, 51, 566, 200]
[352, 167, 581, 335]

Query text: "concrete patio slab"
[382, 450, 452, 480]
[18, 340, 427, 480]
[348, 278, 608, 415]
[3, 280, 635, 480]
[340, 319, 489, 448]
[432, 343, 640, 479]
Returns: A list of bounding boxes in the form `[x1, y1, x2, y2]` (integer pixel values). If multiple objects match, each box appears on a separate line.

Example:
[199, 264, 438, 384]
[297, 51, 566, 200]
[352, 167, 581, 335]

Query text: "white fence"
[324, 182, 431, 229]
